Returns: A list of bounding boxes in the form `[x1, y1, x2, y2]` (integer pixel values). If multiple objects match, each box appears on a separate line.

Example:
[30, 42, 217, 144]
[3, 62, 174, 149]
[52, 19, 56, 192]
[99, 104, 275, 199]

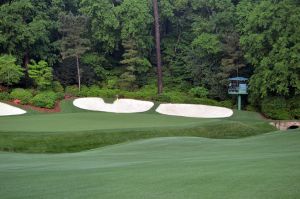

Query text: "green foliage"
[80, 0, 119, 52]
[81, 53, 109, 83]
[58, 12, 90, 90]
[0, 0, 59, 66]
[116, 0, 153, 49]
[10, 88, 33, 104]
[189, 87, 209, 98]
[106, 77, 118, 89]
[28, 60, 53, 90]
[289, 96, 300, 119]
[0, 54, 24, 86]
[65, 85, 80, 97]
[52, 81, 64, 93]
[261, 97, 291, 120]
[186, 0, 240, 99]
[30, 91, 58, 109]
[291, 108, 300, 120]
[153, 93, 172, 103]
[119, 40, 151, 90]
[0, 91, 10, 101]
[59, 13, 90, 59]
[192, 34, 221, 56]
[219, 100, 233, 109]
[245, 105, 258, 112]
[289, 96, 300, 110]
[186, 98, 220, 106]
[237, 0, 300, 101]
[0, 0, 299, 112]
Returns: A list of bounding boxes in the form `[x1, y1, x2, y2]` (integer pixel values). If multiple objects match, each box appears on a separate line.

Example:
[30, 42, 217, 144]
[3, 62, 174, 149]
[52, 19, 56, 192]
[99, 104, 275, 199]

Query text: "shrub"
[134, 85, 156, 100]
[167, 91, 188, 103]
[86, 85, 103, 97]
[219, 100, 233, 108]
[245, 105, 258, 112]
[287, 96, 300, 119]
[65, 85, 80, 97]
[186, 98, 219, 106]
[56, 92, 65, 100]
[153, 93, 172, 102]
[0, 91, 10, 101]
[78, 85, 89, 97]
[10, 88, 33, 104]
[106, 77, 118, 89]
[289, 96, 300, 108]
[291, 108, 300, 119]
[189, 86, 209, 98]
[261, 97, 291, 120]
[28, 60, 53, 90]
[98, 88, 119, 98]
[30, 91, 58, 108]
[52, 81, 64, 93]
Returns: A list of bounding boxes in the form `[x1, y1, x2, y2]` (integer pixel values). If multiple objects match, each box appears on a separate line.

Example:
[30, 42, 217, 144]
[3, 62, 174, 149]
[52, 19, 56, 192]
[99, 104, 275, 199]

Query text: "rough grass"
[0, 130, 300, 199]
[0, 100, 275, 153]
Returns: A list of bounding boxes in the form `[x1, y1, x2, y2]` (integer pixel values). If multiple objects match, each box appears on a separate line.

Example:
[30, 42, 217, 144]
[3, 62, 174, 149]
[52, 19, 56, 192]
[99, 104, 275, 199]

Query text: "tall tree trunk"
[23, 50, 30, 87]
[153, 0, 163, 94]
[76, 54, 81, 91]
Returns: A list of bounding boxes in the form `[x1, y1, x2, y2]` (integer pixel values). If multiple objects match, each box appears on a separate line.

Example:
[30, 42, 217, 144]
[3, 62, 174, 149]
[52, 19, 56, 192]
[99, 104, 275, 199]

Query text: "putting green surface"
[1, 130, 300, 199]
[0, 100, 276, 153]
[0, 111, 213, 133]
[0, 100, 263, 133]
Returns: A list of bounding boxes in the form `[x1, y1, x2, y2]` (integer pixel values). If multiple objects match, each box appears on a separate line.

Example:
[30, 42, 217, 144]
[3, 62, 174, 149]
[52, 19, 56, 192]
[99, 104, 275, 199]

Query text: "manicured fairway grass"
[1, 130, 300, 199]
[0, 100, 275, 152]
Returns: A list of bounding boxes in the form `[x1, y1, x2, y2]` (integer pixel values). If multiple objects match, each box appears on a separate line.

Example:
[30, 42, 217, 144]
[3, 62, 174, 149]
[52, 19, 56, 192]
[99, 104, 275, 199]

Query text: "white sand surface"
[156, 103, 233, 118]
[73, 97, 154, 113]
[0, 102, 26, 116]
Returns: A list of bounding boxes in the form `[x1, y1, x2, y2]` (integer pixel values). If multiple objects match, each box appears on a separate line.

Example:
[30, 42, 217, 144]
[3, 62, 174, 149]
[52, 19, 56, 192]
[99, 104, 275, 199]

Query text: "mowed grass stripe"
[0, 100, 275, 153]
[0, 131, 300, 199]
[0, 111, 214, 133]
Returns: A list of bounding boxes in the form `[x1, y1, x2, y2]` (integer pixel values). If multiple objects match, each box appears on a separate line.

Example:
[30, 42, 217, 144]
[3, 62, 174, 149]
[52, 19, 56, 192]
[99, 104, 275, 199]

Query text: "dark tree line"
[0, 0, 299, 107]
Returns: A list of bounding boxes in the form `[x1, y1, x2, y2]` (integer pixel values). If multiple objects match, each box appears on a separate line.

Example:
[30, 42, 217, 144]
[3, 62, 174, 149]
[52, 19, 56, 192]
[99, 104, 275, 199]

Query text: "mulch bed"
[6, 96, 76, 113]
[7, 101, 61, 113]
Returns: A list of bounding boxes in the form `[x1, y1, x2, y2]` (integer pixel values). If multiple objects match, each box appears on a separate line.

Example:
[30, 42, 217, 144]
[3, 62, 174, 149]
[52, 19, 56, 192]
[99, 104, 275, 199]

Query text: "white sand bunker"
[73, 97, 154, 113]
[156, 103, 233, 118]
[0, 102, 26, 116]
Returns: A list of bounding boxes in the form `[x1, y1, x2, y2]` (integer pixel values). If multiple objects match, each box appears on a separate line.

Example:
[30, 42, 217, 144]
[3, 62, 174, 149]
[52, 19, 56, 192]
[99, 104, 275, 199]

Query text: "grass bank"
[0, 100, 275, 153]
[1, 130, 300, 198]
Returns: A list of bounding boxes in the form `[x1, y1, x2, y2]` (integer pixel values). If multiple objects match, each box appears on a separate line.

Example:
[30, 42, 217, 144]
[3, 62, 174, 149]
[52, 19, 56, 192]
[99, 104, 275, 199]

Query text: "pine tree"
[58, 13, 90, 91]
[119, 39, 151, 90]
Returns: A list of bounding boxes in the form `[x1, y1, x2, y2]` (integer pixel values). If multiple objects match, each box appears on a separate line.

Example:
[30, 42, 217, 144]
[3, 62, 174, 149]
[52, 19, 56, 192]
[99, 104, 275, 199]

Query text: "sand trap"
[73, 97, 154, 113]
[156, 103, 233, 118]
[0, 102, 26, 116]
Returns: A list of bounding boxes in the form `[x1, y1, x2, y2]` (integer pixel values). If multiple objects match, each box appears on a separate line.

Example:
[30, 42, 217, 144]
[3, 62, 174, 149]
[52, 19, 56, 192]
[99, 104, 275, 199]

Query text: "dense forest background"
[0, 0, 299, 119]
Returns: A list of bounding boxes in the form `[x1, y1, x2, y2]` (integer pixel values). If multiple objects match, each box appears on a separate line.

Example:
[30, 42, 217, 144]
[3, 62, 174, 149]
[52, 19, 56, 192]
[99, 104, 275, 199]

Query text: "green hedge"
[10, 88, 33, 104]
[52, 81, 64, 93]
[289, 96, 300, 119]
[65, 85, 80, 97]
[189, 86, 209, 98]
[261, 97, 291, 120]
[0, 91, 10, 101]
[30, 91, 58, 109]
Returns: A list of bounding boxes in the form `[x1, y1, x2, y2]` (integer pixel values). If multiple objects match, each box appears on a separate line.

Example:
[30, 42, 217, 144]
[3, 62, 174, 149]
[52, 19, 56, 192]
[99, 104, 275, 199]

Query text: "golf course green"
[0, 100, 274, 153]
[0, 99, 299, 199]
[1, 130, 300, 199]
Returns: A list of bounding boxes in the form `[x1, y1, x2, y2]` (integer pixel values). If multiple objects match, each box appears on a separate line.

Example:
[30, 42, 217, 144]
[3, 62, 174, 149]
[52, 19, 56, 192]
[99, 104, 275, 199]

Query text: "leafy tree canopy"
[28, 60, 53, 90]
[237, 0, 300, 102]
[0, 54, 24, 86]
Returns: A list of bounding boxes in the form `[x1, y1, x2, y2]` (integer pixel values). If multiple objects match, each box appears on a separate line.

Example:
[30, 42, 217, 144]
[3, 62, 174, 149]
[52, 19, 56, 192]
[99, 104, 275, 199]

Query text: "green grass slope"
[0, 100, 275, 153]
[0, 130, 300, 199]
